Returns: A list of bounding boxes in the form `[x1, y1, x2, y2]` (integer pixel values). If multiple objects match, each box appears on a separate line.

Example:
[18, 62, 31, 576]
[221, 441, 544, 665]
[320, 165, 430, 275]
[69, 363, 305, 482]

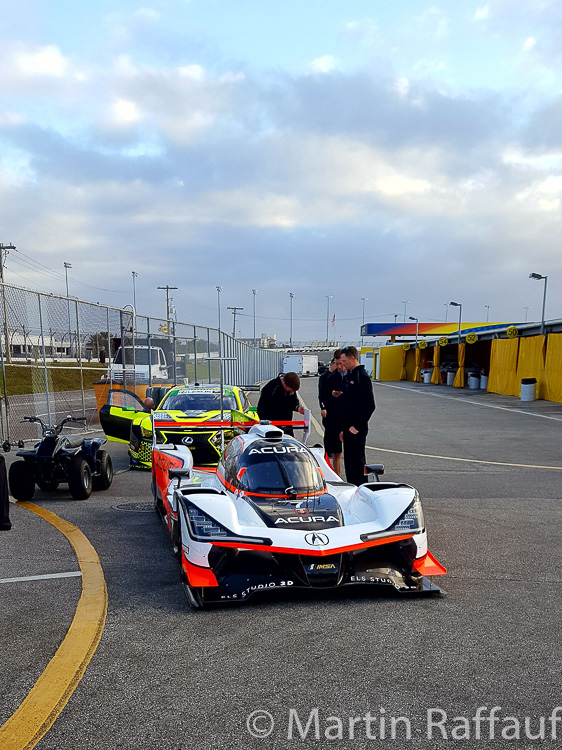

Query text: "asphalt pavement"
[1, 379, 562, 749]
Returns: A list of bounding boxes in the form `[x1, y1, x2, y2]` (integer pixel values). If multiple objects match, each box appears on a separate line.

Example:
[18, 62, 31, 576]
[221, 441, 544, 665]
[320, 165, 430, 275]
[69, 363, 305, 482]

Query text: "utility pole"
[157, 285, 177, 334]
[227, 306, 243, 338]
[0, 243, 15, 363]
[132, 271, 138, 311]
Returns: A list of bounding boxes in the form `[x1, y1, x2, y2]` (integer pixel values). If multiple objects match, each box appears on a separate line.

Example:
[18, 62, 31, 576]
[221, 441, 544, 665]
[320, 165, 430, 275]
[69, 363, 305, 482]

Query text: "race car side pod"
[413, 551, 447, 576]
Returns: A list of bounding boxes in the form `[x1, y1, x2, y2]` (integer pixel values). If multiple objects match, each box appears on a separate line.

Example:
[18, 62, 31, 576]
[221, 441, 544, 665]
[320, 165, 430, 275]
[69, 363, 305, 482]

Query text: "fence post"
[75, 300, 86, 419]
[37, 293, 52, 426]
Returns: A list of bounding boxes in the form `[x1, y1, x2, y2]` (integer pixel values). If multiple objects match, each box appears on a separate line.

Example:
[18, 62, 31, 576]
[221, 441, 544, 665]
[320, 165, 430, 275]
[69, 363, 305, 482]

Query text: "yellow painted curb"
[0, 503, 108, 750]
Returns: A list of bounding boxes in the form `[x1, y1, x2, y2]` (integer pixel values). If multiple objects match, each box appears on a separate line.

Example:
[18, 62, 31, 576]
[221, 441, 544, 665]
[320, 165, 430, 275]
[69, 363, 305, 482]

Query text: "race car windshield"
[238, 440, 324, 496]
[160, 392, 238, 412]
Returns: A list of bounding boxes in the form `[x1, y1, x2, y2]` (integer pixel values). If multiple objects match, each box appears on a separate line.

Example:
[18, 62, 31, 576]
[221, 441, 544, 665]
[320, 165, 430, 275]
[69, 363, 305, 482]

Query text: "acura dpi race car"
[152, 421, 446, 608]
[100, 383, 259, 469]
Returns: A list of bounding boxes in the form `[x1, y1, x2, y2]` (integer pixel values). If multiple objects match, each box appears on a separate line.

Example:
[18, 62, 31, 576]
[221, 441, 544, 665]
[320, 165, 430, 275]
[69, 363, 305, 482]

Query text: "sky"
[1, 0, 562, 343]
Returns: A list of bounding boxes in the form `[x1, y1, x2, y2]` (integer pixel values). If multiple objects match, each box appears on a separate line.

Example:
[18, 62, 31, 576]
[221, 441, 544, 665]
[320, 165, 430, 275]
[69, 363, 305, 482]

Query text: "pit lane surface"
[1, 378, 562, 749]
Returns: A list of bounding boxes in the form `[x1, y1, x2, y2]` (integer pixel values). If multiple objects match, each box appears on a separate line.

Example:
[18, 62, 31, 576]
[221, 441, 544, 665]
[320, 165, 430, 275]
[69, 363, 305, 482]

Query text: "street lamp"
[289, 292, 294, 347]
[252, 289, 258, 347]
[361, 297, 368, 345]
[529, 273, 548, 335]
[402, 300, 410, 322]
[444, 303, 448, 323]
[449, 301, 462, 345]
[325, 295, 333, 344]
[409, 316, 419, 345]
[524, 306, 531, 322]
[484, 304, 491, 323]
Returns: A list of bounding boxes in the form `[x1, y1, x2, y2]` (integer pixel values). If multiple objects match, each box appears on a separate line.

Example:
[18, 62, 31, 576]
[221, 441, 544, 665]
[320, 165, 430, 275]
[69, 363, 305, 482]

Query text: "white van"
[104, 346, 169, 383]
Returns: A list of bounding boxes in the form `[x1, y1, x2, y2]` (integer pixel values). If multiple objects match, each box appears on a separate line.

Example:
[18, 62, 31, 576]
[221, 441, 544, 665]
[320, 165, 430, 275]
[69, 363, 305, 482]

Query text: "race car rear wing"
[150, 408, 311, 449]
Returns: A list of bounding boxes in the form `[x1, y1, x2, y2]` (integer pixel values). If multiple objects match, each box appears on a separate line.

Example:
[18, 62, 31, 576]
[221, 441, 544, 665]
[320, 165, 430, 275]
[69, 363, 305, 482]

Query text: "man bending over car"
[257, 372, 305, 435]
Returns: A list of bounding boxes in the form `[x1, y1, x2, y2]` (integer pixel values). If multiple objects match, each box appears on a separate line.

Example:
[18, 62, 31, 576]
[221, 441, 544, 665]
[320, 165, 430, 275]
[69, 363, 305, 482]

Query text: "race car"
[152, 421, 447, 608]
[99, 383, 259, 469]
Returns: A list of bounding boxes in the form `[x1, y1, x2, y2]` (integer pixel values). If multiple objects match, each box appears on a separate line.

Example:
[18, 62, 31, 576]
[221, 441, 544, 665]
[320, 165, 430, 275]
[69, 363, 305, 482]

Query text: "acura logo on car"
[182, 436, 194, 446]
[304, 532, 329, 547]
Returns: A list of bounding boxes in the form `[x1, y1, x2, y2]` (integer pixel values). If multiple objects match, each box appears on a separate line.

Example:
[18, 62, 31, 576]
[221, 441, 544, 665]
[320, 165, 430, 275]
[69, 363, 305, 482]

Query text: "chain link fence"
[0, 284, 284, 444]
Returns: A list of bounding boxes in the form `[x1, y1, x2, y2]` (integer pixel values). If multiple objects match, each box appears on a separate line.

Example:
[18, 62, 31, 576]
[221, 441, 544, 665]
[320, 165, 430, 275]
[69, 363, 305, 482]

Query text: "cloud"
[309, 56, 339, 74]
[474, 5, 490, 21]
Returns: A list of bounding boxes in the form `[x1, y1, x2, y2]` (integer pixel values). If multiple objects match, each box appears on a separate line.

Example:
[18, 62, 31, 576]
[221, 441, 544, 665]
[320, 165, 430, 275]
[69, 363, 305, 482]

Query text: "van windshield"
[114, 348, 160, 365]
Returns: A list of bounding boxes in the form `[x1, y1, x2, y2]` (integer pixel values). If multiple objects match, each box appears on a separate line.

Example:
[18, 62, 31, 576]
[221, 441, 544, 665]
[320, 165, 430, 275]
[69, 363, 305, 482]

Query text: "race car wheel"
[9, 461, 35, 501]
[36, 477, 60, 492]
[68, 457, 93, 500]
[92, 450, 113, 491]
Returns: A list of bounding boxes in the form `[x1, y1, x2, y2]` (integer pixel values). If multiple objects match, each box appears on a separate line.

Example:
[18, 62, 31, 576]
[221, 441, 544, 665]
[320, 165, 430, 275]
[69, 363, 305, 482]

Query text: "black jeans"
[342, 429, 368, 487]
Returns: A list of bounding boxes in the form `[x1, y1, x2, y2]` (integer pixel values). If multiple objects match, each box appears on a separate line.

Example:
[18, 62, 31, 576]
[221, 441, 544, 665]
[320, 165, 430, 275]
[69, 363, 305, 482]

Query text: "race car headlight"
[141, 423, 152, 439]
[209, 431, 222, 449]
[186, 504, 230, 539]
[390, 492, 425, 534]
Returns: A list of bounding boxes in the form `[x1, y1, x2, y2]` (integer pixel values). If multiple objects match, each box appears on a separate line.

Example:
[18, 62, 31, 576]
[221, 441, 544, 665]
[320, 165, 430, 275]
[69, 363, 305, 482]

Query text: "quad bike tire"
[8, 460, 35, 501]
[68, 457, 93, 500]
[92, 450, 113, 491]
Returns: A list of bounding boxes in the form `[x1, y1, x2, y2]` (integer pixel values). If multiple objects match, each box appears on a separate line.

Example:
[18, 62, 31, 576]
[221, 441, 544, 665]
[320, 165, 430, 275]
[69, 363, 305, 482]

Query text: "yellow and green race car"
[99, 384, 258, 469]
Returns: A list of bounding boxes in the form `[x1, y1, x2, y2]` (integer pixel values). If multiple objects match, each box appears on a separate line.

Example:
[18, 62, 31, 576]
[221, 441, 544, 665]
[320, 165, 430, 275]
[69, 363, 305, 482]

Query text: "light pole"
[444, 303, 448, 323]
[289, 292, 294, 347]
[252, 289, 258, 347]
[325, 295, 333, 344]
[132, 271, 138, 311]
[449, 301, 462, 345]
[529, 273, 548, 335]
[409, 316, 419, 345]
[361, 297, 368, 345]
[402, 300, 410, 322]
[393, 314, 398, 324]
[484, 304, 491, 323]
[524, 306, 531, 322]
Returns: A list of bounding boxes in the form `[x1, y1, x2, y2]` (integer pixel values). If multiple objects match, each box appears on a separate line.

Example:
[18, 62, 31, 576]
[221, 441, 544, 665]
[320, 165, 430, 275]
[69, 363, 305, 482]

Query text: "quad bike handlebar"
[22, 415, 87, 437]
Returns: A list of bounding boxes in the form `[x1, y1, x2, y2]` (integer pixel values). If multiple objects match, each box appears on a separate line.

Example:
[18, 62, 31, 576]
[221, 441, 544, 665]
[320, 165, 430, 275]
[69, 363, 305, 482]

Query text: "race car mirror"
[169, 468, 191, 480]
[302, 408, 311, 445]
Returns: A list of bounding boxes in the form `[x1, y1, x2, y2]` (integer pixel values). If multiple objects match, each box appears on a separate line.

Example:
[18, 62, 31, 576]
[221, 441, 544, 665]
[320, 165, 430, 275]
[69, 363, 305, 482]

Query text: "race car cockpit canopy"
[221, 437, 325, 496]
[160, 389, 238, 413]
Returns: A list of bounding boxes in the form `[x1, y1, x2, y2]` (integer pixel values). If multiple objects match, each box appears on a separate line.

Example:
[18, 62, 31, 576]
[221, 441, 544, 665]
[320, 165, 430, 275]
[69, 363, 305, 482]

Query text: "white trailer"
[282, 354, 318, 376]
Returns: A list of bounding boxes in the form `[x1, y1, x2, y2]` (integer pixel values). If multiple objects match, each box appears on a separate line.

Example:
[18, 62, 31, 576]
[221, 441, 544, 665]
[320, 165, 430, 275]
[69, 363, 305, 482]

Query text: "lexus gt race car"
[152, 421, 447, 608]
[99, 384, 259, 469]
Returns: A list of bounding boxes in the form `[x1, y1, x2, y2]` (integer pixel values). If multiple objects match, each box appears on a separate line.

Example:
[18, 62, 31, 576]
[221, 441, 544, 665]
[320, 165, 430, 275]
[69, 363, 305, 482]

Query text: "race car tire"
[36, 477, 60, 492]
[92, 450, 113, 491]
[68, 457, 93, 500]
[9, 461, 35, 501]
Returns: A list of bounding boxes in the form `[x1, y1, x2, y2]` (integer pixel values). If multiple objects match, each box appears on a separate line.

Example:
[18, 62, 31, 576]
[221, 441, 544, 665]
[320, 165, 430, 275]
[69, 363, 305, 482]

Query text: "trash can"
[468, 374, 480, 389]
[446, 370, 456, 386]
[423, 371, 431, 384]
[521, 377, 537, 402]
[480, 374, 488, 390]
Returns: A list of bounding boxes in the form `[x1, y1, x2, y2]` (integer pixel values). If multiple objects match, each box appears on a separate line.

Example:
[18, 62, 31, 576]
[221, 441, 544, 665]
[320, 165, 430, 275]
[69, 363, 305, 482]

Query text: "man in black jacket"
[318, 351, 347, 476]
[257, 372, 304, 435]
[339, 346, 375, 486]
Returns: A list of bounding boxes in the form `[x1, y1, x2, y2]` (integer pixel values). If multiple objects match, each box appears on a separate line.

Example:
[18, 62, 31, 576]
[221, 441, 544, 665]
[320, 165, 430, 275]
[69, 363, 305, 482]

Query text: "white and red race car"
[151, 421, 446, 608]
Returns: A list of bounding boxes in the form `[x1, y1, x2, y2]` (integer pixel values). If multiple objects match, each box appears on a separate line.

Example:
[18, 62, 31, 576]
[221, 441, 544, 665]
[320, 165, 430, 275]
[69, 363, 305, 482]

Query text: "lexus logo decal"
[182, 436, 194, 446]
[304, 532, 329, 547]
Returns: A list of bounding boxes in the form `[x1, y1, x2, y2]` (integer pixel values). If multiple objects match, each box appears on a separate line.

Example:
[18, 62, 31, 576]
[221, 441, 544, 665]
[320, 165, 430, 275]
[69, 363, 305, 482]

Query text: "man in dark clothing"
[339, 346, 375, 486]
[318, 351, 347, 476]
[257, 372, 304, 435]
